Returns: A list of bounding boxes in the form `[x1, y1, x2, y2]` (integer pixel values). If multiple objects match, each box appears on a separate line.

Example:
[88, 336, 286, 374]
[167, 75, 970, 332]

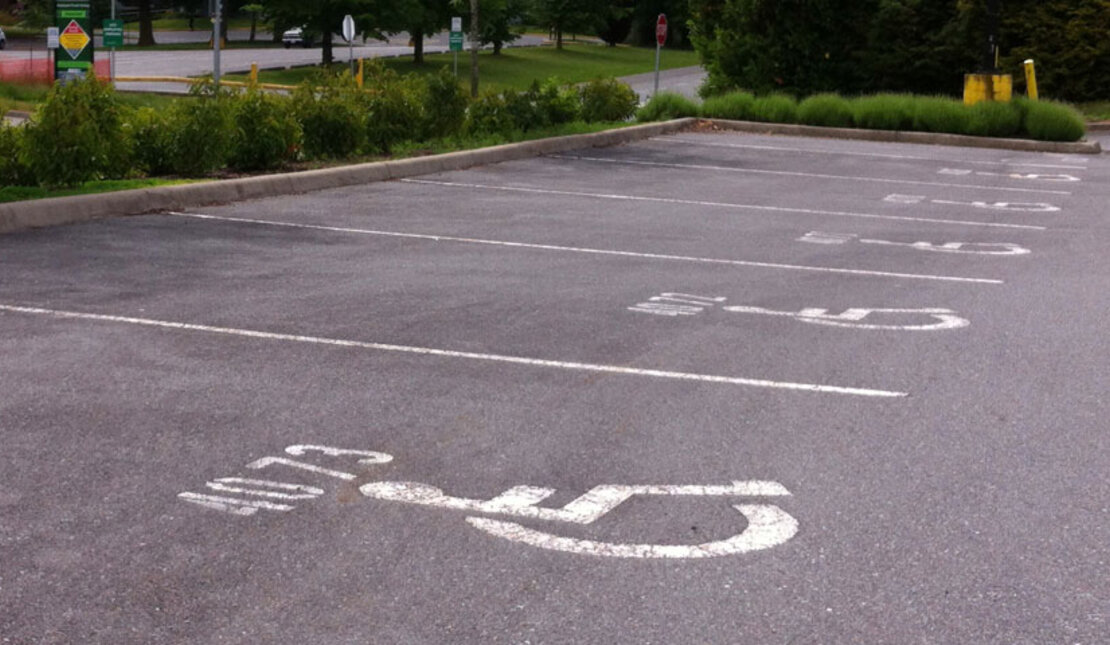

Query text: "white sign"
[342, 14, 355, 42]
[798, 231, 1031, 256]
[451, 16, 463, 32]
[46, 27, 60, 49]
[179, 443, 798, 559]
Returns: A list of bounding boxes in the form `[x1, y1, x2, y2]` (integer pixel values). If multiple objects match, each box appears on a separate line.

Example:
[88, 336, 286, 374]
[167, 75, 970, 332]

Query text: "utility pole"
[212, 0, 222, 86]
[469, 0, 479, 97]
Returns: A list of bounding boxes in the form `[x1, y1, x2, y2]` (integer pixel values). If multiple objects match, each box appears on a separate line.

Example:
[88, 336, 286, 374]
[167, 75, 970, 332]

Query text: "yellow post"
[357, 59, 364, 88]
[250, 62, 259, 86]
[1023, 59, 1039, 100]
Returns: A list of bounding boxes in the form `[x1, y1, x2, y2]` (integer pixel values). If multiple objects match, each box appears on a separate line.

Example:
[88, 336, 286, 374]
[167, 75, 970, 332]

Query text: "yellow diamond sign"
[59, 20, 90, 59]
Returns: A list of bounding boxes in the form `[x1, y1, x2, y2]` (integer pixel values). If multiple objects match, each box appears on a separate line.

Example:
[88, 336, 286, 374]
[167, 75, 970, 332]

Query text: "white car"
[0, 26, 7, 50]
[282, 27, 313, 48]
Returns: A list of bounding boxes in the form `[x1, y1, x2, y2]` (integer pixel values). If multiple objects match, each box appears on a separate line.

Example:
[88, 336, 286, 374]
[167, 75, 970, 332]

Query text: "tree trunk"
[323, 30, 333, 65]
[493, 41, 502, 55]
[412, 30, 424, 65]
[250, 15, 257, 42]
[137, 0, 155, 46]
[555, 26, 563, 50]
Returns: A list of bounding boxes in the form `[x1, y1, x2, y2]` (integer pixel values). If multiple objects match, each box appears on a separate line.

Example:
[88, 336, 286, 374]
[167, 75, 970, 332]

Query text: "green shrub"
[579, 78, 638, 122]
[912, 96, 971, 134]
[422, 67, 469, 139]
[852, 94, 916, 131]
[165, 92, 233, 176]
[701, 91, 756, 120]
[635, 91, 699, 122]
[0, 125, 34, 186]
[1020, 99, 1086, 142]
[130, 107, 174, 176]
[227, 89, 302, 171]
[362, 63, 425, 154]
[293, 72, 366, 159]
[21, 78, 132, 187]
[797, 93, 854, 128]
[535, 78, 580, 126]
[749, 94, 798, 124]
[965, 100, 1022, 138]
[466, 92, 513, 134]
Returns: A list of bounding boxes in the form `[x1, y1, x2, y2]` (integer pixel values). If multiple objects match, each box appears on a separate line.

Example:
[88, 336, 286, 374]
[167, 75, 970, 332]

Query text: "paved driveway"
[1, 132, 1108, 643]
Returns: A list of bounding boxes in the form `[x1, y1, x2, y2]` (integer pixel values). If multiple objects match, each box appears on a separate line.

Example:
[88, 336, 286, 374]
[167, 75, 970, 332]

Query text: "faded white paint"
[939, 168, 1080, 182]
[361, 480, 797, 559]
[206, 477, 325, 500]
[285, 445, 394, 465]
[177, 492, 294, 515]
[172, 213, 1000, 284]
[552, 155, 1072, 195]
[629, 293, 727, 317]
[798, 232, 1029, 256]
[0, 304, 907, 397]
[721, 306, 970, 331]
[246, 456, 358, 481]
[883, 194, 1059, 212]
[402, 179, 1047, 231]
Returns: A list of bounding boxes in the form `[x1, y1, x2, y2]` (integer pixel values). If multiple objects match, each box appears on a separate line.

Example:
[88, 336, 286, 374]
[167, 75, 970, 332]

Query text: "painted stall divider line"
[360, 480, 798, 559]
[178, 444, 798, 559]
[798, 231, 1031, 256]
[628, 292, 970, 331]
[883, 194, 1060, 212]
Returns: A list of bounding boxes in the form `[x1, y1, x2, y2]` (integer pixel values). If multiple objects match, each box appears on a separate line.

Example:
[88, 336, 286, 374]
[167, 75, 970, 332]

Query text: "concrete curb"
[1088, 121, 1110, 132]
[0, 118, 697, 235]
[705, 118, 1103, 154]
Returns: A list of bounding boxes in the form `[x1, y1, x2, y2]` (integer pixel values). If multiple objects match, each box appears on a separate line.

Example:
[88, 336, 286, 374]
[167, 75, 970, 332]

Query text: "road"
[1, 130, 1107, 643]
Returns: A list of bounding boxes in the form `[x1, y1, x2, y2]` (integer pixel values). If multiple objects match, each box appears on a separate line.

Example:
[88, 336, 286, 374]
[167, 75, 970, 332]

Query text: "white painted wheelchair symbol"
[799, 231, 1030, 256]
[360, 480, 797, 559]
[721, 305, 970, 331]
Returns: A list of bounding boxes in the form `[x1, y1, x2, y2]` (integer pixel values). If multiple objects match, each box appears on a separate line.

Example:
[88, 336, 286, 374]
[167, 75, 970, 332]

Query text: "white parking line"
[401, 179, 1047, 231]
[550, 155, 1073, 196]
[652, 136, 1090, 170]
[0, 304, 908, 398]
[170, 213, 1003, 285]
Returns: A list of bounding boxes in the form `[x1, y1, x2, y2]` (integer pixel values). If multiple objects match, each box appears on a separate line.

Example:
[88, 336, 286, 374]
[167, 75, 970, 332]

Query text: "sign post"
[211, 0, 222, 86]
[103, 19, 123, 82]
[653, 14, 667, 97]
[342, 15, 356, 76]
[54, 1, 94, 83]
[449, 17, 463, 78]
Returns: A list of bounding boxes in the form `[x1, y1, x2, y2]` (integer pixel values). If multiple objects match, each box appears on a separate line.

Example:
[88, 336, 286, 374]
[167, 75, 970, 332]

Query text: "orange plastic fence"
[0, 57, 110, 85]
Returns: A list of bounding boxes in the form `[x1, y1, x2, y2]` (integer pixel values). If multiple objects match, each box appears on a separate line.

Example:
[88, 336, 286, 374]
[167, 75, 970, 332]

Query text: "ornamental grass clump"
[635, 91, 699, 122]
[910, 96, 971, 134]
[797, 93, 854, 128]
[1019, 98, 1085, 142]
[700, 91, 756, 120]
[964, 100, 1023, 138]
[748, 94, 798, 124]
[852, 94, 915, 131]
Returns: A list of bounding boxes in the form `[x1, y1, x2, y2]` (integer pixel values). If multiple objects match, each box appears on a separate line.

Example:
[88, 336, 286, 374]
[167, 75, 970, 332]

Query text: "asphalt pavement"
[1, 132, 1108, 644]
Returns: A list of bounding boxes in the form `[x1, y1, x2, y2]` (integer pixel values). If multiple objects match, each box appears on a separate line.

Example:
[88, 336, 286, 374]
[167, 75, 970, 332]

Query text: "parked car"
[0, 26, 7, 50]
[282, 27, 313, 48]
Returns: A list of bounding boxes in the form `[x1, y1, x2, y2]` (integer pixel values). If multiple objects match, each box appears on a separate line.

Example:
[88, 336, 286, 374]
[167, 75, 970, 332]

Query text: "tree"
[596, 0, 634, 47]
[405, 0, 451, 65]
[534, 0, 603, 49]
[475, 0, 526, 54]
[999, 0, 1110, 101]
[262, 0, 414, 65]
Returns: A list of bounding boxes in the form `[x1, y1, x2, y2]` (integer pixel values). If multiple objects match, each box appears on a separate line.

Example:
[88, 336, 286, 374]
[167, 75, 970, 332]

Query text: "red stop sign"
[656, 14, 667, 46]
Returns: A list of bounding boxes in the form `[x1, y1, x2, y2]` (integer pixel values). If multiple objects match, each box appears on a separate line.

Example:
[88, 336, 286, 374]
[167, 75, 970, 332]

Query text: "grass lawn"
[1, 83, 192, 113]
[0, 178, 201, 204]
[1077, 101, 1110, 121]
[222, 43, 702, 92]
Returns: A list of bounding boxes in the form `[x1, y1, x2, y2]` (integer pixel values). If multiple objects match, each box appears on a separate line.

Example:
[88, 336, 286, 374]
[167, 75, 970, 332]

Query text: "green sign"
[103, 19, 124, 48]
[449, 31, 464, 52]
[55, 1, 94, 82]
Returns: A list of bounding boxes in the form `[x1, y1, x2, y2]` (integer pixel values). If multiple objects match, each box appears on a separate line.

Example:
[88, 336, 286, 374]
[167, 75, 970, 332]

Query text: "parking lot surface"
[2, 132, 1108, 644]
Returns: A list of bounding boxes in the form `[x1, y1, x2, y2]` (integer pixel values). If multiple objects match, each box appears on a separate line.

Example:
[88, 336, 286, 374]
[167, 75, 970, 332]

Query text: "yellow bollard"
[250, 62, 259, 86]
[357, 59, 364, 88]
[1023, 59, 1039, 100]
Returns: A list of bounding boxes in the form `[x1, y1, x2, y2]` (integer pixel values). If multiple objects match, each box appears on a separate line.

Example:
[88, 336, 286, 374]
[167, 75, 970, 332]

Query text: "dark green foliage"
[466, 93, 513, 134]
[965, 100, 1023, 137]
[852, 94, 916, 130]
[864, 0, 978, 96]
[635, 91, 699, 122]
[797, 94, 854, 127]
[911, 96, 971, 133]
[292, 72, 367, 160]
[130, 107, 175, 176]
[0, 126, 35, 187]
[749, 94, 798, 123]
[362, 63, 425, 154]
[701, 91, 756, 120]
[165, 90, 233, 176]
[422, 68, 469, 139]
[467, 79, 582, 133]
[228, 89, 303, 171]
[597, 0, 635, 46]
[21, 78, 132, 187]
[1019, 98, 1086, 142]
[1001, 0, 1110, 101]
[579, 78, 639, 122]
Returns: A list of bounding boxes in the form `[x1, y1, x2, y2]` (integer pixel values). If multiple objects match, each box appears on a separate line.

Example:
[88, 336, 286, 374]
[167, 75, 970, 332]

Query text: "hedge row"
[636, 91, 1087, 142]
[0, 68, 639, 188]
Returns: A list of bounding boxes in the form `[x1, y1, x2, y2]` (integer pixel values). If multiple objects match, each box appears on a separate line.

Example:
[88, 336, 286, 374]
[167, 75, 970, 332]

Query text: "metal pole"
[984, 0, 999, 72]
[653, 41, 660, 97]
[110, 0, 116, 83]
[213, 0, 221, 86]
[469, 0, 479, 97]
